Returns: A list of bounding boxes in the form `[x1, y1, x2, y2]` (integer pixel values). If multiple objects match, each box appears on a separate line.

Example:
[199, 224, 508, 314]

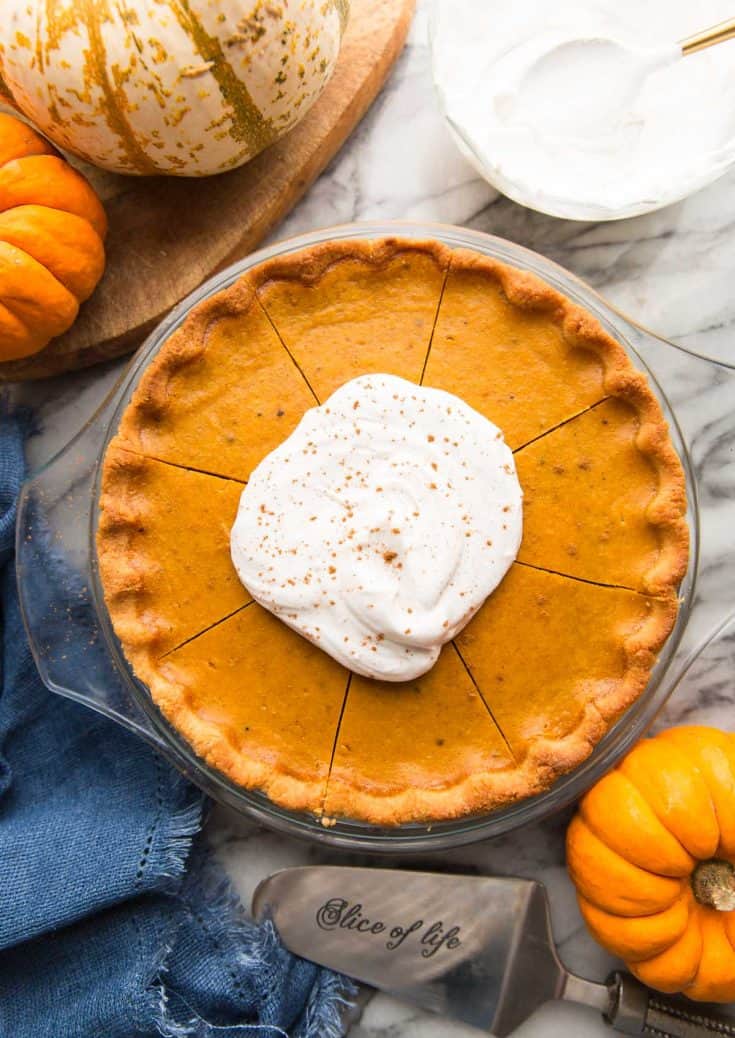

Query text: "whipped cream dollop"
[230, 374, 523, 681]
[432, 0, 735, 218]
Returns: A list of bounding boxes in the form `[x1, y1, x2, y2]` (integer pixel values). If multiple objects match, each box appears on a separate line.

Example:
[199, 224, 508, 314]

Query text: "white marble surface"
[12, 3, 735, 1035]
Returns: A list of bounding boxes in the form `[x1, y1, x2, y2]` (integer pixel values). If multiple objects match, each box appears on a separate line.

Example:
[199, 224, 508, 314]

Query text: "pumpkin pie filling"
[97, 238, 688, 825]
[422, 249, 625, 449]
[514, 395, 688, 594]
[455, 563, 677, 763]
[147, 603, 350, 813]
[323, 645, 516, 825]
[97, 445, 250, 658]
[115, 277, 317, 482]
[254, 239, 451, 401]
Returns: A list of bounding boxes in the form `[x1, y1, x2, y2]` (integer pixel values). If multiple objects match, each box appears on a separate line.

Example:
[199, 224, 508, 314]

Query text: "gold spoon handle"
[680, 16, 735, 55]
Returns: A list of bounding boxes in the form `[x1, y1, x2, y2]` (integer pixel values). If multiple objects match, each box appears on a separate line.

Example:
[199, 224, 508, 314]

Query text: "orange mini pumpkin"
[567, 725, 735, 1002]
[0, 113, 107, 361]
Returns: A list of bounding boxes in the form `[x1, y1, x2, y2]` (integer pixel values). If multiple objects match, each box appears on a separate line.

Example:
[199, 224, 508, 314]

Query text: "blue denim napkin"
[0, 407, 353, 1038]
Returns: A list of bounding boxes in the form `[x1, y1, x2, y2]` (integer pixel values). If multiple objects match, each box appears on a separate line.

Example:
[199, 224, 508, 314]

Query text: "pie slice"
[323, 643, 515, 824]
[254, 239, 450, 401]
[115, 275, 316, 482]
[423, 248, 633, 449]
[97, 445, 249, 658]
[455, 563, 678, 789]
[148, 603, 350, 812]
[515, 397, 688, 594]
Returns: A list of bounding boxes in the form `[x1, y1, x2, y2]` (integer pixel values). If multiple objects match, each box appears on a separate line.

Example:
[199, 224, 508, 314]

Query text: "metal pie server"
[253, 866, 735, 1037]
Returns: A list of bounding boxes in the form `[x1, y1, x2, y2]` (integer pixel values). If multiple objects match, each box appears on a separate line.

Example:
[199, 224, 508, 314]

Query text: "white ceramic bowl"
[429, 0, 735, 221]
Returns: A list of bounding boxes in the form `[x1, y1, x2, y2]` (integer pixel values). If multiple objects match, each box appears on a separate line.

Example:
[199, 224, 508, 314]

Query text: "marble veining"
[10, 2, 735, 1035]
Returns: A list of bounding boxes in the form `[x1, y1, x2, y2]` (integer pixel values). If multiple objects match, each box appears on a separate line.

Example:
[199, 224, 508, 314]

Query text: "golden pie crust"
[97, 237, 688, 825]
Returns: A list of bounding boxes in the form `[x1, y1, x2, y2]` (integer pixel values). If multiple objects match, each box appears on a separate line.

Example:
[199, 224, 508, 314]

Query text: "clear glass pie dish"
[16, 221, 713, 852]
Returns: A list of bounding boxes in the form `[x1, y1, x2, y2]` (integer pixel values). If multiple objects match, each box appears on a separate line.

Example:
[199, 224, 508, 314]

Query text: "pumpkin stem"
[691, 859, 735, 911]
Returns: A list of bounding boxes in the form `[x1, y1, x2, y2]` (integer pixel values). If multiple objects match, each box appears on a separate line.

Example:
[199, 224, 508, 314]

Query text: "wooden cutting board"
[0, 0, 415, 382]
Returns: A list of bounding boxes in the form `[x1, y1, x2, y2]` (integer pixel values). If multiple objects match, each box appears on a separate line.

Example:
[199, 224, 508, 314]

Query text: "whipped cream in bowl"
[431, 0, 735, 220]
[230, 374, 523, 682]
[491, 33, 679, 140]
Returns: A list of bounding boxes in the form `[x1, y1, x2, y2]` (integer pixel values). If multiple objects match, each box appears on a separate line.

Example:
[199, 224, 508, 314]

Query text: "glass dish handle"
[623, 321, 735, 661]
[15, 390, 169, 752]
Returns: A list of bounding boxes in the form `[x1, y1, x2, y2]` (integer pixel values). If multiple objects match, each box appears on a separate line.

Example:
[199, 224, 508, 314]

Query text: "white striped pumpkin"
[0, 0, 348, 177]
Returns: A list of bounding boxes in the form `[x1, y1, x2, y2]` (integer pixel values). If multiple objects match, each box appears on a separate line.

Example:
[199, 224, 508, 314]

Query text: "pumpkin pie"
[97, 237, 688, 825]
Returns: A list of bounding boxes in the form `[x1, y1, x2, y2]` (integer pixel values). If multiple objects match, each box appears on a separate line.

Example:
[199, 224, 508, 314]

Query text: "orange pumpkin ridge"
[0, 114, 106, 361]
[0, 155, 108, 239]
[0, 112, 56, 168]
[0, 206, 106, 301]
[567, 725, 735, 1003]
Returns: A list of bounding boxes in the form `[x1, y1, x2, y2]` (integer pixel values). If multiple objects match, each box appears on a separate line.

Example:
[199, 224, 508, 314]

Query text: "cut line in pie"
[153, 603, 351, 813]
[97, 445, 251, 658]
[255, 238, 452, 403]
[115, 276, 317, 483]
[514, 396, 688, 594]
[322, 643, 515, 825]
[422, 248, 616, 449]
[97, 238, 688, 826]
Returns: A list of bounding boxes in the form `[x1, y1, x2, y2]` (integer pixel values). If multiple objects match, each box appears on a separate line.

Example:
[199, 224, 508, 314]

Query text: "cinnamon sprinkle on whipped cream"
[230, 374, 523, 681]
